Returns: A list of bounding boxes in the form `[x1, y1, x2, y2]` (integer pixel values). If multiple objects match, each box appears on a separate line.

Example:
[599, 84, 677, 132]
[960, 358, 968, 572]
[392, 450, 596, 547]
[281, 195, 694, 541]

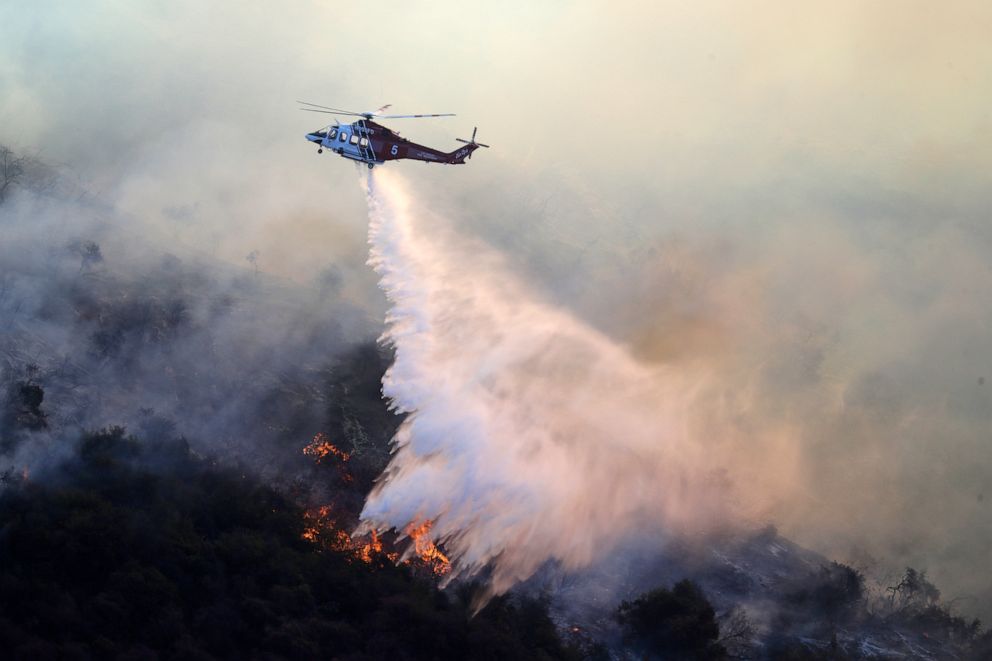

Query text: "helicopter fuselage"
[305, 120, 476, 168]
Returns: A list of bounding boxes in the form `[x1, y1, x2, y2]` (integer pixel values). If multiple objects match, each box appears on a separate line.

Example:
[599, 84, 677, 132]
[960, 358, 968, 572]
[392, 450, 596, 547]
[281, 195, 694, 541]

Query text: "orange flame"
[299, 507, 448, 576]
[405, 520, 451, 576]
[300, 506, 397, 563]
[303, 432, 350, 463]
[301, 505, 351, 549]
[356, 529, 385, 563]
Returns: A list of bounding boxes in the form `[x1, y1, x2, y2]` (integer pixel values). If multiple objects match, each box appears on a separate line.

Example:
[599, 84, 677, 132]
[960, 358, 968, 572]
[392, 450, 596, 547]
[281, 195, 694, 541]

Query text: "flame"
[300, 498, 451, 576]
[303, 432, 350, 463]
[301, 505, 351, 549]
[299, 505, 448, 576]
[301, 506, 397, 563]
[356, 529, 385, 563]
[405, 520, 451, 576]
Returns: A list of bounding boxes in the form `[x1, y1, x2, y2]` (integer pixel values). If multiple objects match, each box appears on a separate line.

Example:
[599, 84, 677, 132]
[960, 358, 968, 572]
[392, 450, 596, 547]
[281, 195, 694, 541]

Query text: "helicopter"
[300, 102, 488, 169]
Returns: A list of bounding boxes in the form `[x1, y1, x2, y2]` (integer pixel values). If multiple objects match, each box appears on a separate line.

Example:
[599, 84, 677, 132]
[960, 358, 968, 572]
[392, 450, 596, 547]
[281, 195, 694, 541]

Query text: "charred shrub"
[903, 605, 981, 643]
[87, 295, 190, 361]
[1, 380, 48, 454]
[776, 562, 864, 632]
[2, 381, 48, 432]
[886, 566, 941, 609]
[617, 579, 727, 660]
[883, 569, 985, 648]
[323, 341, 400, 488]
[971, 630, 992, 659]
[66, 240, 103, 272]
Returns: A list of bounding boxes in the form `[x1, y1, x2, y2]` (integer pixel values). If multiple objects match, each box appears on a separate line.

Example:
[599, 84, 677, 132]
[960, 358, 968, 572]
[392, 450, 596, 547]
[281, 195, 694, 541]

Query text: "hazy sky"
[3, 1, 992, 615]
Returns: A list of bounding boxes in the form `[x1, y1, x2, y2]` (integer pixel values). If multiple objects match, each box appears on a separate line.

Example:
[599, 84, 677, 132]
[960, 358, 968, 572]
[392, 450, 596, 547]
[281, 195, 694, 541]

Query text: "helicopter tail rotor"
[455, 127, 489, 158]
[456, 127, 490, 147]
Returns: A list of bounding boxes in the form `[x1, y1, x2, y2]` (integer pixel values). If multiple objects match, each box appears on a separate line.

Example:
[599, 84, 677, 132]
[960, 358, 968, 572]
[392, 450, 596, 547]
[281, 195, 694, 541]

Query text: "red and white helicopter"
[301, 102, 488, 169]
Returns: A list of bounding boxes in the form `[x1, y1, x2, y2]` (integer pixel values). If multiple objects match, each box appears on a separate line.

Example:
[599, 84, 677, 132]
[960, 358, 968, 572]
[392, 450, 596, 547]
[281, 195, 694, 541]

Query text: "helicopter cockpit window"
[350, 135, 360, 145]
[339, 132, 348, 142]
[328, 129, 338, 139]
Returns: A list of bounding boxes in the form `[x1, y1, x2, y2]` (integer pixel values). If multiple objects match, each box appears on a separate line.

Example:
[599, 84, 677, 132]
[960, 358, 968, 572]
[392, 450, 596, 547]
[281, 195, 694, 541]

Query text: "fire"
[405, 520, 451, 576]
[301, 505, 351, 550]
[356, 529, 385, 563]
[300, 509, 448, 576]
[303, 432, 350, 463]
[301, 506, 397, 563]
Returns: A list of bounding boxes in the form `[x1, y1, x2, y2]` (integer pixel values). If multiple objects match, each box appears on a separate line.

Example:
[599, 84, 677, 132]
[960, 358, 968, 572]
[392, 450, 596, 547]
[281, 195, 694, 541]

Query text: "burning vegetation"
[0, 426, 582, 659]
[3, 142, 987, 657]
[300, 437, 450, 577]
[405, 520, 452, 576]
[302, 431, 351, 463]
[300, 505, 450, 577]
[299, 507, 401, 567]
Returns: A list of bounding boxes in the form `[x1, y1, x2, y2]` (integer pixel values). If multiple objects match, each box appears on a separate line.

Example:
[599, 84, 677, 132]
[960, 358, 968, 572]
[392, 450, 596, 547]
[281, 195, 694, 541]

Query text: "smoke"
[357, 171, 802, 597]
[0, 162, 377, 482]
[5, 0, 991, 619]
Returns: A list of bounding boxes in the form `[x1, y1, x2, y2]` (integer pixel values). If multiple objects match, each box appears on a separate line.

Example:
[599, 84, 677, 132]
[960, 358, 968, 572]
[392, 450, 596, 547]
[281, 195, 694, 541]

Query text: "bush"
[0, 428, 580, 660]
[617, 579, 727, 660]
[778, 562, 864, 631]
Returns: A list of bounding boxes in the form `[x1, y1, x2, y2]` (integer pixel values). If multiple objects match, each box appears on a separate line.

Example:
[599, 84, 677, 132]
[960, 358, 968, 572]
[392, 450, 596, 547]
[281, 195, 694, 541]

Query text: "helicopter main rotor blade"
[297, 100, 365, 114]
[299, 108, 368, 117]
[376, 113, 456, 119]
[299, 101, 455, 119]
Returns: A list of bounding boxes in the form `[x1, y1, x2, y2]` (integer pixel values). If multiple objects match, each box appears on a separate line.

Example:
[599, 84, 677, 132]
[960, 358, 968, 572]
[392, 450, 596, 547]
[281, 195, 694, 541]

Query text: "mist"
[358, 170, 799, 598]
[3, 0, 991, 620]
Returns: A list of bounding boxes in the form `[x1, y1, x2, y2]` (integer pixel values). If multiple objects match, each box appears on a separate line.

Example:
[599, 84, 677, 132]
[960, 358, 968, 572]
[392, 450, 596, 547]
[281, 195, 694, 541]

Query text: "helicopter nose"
[306, 132, 322, 143]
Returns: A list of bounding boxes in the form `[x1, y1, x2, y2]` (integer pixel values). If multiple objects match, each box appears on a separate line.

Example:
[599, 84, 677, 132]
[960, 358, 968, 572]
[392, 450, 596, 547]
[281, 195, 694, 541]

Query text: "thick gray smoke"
[0, 160, 375, 480]
[4, 0, 991, 620]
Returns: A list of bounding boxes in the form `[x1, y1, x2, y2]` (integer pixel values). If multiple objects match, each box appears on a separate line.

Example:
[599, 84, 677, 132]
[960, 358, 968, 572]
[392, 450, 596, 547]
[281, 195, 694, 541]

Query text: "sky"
[2, 0, 992, 615]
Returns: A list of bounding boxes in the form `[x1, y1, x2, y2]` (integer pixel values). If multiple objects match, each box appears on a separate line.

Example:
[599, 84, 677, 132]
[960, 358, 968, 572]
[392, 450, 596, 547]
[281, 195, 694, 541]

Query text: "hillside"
[2, 148, 990, 660]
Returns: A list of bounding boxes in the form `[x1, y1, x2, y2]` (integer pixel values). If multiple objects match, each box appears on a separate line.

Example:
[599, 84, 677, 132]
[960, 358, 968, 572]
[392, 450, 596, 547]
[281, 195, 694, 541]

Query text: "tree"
[67, 240, 104, 272]
[718, 607, 756, 658]
[1, 380, 48, 453]
[617, 579, 727, 660]
[316, 265, 343, 297]
[246, 250, 260, 276]
[887, 567, 941, 609]
[0, 427, 582, 660]
[776, 562, 865, 633]
[0, 144, 26, 203]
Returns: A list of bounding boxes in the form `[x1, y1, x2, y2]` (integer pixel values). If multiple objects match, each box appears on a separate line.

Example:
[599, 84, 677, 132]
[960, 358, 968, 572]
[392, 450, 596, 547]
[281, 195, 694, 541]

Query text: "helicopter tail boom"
[445, 142, 480, 164]
[446, 127, 489, 163]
